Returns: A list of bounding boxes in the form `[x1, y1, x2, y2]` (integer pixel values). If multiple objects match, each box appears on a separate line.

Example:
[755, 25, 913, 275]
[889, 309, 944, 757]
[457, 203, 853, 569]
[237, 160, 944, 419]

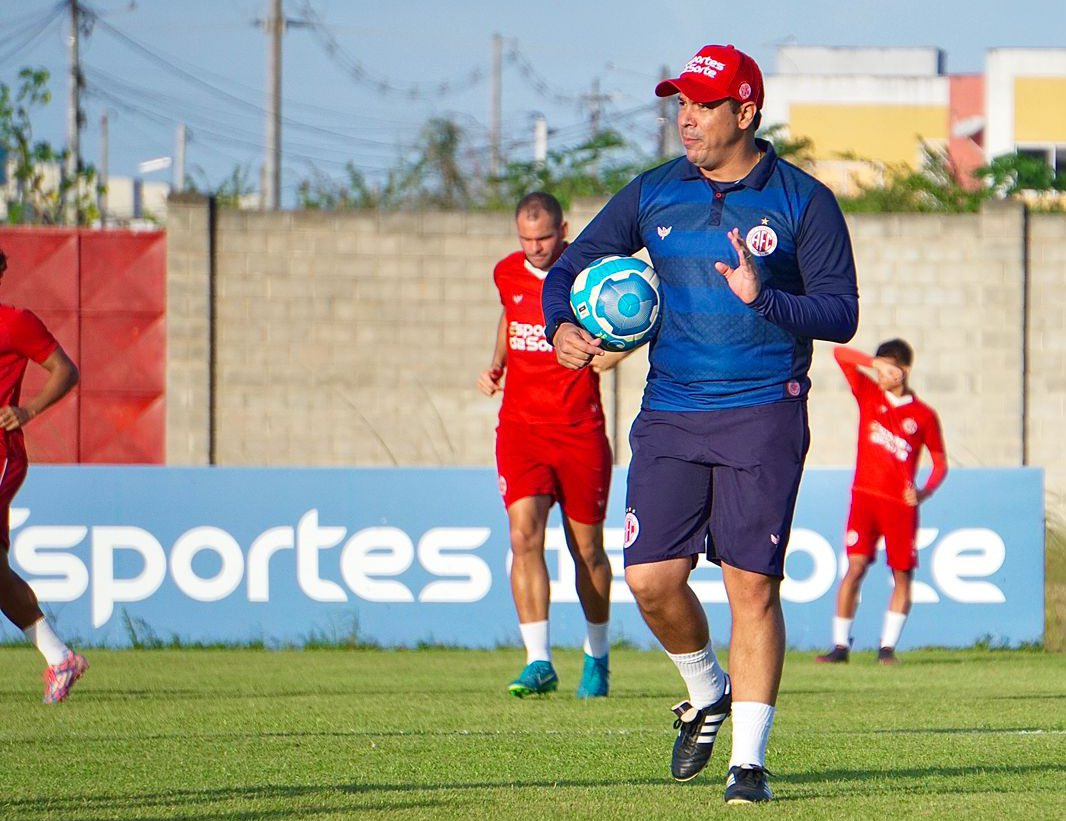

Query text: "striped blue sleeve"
[542, 178, 645, 343]
[748, 185, 859, 343]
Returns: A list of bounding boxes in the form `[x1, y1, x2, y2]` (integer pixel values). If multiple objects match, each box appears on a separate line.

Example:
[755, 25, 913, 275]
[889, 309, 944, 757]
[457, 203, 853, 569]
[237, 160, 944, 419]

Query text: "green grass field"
[0, 646, 1063, 820]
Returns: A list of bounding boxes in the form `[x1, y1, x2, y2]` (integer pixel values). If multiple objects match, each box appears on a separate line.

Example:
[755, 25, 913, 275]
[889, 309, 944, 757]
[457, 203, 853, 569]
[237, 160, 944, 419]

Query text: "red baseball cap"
[655, 44, 764, 109]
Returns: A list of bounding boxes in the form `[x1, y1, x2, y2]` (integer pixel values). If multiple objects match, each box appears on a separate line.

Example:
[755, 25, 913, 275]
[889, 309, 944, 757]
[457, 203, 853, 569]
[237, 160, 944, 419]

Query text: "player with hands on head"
[479, 192, 623, 700]
[0, 248, 86, 703]
[816, 339, 947, 665]
[542, 43, 858, 804]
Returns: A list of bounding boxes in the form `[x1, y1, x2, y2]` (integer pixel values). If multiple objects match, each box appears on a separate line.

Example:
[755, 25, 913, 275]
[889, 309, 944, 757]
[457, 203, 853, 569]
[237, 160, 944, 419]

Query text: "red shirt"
[0, 304, 59, 454]
[836, 347, 947, 503]
[493, 251, 603, 426]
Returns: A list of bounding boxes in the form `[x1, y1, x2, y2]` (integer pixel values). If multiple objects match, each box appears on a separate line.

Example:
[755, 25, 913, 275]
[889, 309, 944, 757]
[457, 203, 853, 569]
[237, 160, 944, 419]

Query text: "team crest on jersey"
[902, 418, 918, 435]
[846, 529, 859, 547]
[623, 509, 640, 548]
[498, 475, 507, 497]
[657, 225, 672, 240]
[787, 380, 801, 397]
[745, 224, 778, 256]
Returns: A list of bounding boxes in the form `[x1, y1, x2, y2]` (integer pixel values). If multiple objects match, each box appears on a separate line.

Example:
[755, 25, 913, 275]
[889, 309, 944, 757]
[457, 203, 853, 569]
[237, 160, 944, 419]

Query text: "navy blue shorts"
[622, 402, 809, 577]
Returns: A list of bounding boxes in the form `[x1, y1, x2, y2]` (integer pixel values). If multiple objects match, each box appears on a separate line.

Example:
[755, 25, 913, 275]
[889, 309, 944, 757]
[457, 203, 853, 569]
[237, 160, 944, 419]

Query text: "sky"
[2, 0, 1065, 207]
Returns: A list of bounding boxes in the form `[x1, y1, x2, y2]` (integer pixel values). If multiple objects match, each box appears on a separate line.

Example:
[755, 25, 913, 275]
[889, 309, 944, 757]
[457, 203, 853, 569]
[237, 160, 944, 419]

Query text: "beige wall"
[165, 197, 1065, 522]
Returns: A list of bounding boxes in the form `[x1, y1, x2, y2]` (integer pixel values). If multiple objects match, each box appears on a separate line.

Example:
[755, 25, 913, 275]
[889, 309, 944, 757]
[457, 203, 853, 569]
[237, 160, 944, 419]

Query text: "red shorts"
[495, 417, 612, 525]
[845, 490, 919, 572]
[0, 450, 29, 550]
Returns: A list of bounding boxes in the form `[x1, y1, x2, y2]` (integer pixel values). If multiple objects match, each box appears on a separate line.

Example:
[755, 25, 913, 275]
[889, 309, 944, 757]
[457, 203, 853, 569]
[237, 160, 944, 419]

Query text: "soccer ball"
[569, 256, 661, 352]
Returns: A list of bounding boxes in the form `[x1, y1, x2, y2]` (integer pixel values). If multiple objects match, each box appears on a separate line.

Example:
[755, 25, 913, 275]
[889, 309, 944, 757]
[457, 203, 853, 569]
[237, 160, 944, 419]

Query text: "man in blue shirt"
[542, 44, 858, 804]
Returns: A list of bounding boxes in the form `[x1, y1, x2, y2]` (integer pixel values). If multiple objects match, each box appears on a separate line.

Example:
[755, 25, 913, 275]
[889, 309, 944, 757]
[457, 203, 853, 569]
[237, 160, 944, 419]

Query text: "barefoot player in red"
[0, 248, 86, 701]
[817, 339, 947, 665]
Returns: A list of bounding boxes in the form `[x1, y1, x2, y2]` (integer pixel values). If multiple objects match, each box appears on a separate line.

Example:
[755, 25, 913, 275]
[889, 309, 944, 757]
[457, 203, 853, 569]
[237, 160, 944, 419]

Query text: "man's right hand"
[552, 322, 604, 370]
[477, 366, 504, 396]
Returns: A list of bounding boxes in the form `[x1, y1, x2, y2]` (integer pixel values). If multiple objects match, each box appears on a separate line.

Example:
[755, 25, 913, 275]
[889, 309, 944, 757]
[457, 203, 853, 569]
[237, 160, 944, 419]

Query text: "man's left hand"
[715, 227, 761, 304]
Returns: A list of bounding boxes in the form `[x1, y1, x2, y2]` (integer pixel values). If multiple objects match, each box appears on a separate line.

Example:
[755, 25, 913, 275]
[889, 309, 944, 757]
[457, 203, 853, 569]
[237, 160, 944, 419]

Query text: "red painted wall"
[0, 227, 166, 463]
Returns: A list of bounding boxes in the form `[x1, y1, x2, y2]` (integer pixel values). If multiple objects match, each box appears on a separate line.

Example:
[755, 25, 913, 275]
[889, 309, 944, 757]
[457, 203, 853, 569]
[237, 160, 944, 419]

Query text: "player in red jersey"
[478, 192, 621, 698]
[817, 339, 947, 665]
[0, 248, 86, 702]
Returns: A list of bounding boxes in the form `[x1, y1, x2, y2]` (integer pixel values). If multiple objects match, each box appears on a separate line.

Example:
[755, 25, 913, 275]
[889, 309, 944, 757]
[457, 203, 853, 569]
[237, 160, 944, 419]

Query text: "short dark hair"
[876, 338, 914, 367]
[515, 192, 563, 229]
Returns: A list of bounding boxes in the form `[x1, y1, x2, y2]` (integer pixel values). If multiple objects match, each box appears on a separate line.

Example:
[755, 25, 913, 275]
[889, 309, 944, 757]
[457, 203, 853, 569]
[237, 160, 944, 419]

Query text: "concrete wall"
[165, 197, 1065, 521]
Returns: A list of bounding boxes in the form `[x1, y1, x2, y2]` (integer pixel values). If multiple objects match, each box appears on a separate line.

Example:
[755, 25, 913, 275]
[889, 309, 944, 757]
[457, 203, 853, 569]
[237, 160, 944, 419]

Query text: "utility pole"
[589, 77, 602, 139]
[263, 0, 282, 210]
[175, 123, 187, 193]
[489, 33, 502, 177]
[657, 64, 675, 158]
[259, 0, 307, 210]
[98, 110, 107, 225]
[66, 0, 82, 224]
[533, 115, 548, 167]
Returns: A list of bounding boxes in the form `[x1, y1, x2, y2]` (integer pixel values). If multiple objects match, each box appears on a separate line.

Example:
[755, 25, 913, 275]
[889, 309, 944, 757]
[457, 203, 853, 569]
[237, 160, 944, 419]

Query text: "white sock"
[24, 618, 70, 666]
[881, 610, 907, 649]
[832, 616, 853, 648]
[666, 640, 726, 709]
[519, 620, 551, 664]
[729, 702, 775, 769]
[583, 621, 609, 659]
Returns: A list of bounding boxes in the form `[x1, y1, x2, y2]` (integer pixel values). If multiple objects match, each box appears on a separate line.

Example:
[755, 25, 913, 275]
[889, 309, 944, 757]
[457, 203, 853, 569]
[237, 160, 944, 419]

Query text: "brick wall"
[165, 197, 1065, 521]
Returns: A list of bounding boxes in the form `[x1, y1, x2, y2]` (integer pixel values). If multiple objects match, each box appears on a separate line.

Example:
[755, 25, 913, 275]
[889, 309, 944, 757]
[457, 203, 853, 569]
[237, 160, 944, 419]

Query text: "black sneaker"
[724, 765, 774, 804]
[670, 675, 731, 781]
[815, 645, 849, 663]
[878, 646, 899, 665]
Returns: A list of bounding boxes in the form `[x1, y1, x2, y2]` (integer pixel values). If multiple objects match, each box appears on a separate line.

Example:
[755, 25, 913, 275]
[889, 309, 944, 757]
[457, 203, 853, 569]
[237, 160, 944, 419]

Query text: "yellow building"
[762, 46, 1066, 194]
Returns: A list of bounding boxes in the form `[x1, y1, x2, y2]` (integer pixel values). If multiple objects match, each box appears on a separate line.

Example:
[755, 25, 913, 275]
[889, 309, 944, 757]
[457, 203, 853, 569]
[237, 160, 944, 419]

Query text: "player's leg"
[0, 463, 88, 703]
[708, 400, 808, 804]
[554, 418, 613, 697]
[505, 494, 559, 696]
[624, 411, 728, 781]
[561, 515, 612, 697]
[817, 497, 876, 663]
[878, 503, 919, 664]
[496, 421, 560, 696]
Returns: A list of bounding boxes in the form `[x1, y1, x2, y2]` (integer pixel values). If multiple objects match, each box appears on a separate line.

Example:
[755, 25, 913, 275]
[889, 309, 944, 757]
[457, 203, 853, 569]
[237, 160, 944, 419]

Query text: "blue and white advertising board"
[6, 466, 1044, 650]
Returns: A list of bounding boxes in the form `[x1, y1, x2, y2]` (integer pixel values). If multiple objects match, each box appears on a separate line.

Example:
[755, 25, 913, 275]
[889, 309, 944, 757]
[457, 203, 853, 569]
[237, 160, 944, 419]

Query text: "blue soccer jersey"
[542, 140, 859, 411]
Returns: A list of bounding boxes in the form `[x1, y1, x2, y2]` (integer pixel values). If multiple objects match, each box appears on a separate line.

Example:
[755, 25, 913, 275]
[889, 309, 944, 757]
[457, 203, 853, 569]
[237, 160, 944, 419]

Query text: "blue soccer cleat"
[508, 660, 559, 697]
[576, 654, 609, 699]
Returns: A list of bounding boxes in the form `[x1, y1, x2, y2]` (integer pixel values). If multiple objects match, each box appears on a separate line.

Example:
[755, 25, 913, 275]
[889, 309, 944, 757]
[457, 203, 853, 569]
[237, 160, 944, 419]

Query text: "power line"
[299, 1, 487, 100]
[0, 2, 65, 69]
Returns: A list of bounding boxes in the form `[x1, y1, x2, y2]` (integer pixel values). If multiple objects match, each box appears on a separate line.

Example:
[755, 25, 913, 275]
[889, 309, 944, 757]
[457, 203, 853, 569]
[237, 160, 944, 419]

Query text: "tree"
[297, 162, 381, 210]
[0, 67, 100, 225]
[757, 123, 815, 170]
[489, 130, 651, 211]
[839, 141, 986, 213]
[973, 151, 1058, 197]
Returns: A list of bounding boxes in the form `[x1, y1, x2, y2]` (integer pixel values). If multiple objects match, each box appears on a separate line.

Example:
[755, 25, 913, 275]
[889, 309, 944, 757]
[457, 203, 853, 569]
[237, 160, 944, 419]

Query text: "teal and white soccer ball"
[569, 256, 661, 352]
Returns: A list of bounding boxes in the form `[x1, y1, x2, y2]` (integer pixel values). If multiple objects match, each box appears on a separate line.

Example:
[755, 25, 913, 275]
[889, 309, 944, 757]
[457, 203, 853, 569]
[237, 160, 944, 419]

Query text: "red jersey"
[493, 251, 603, 426]
[836, 347, 947, 503]
[0, 304, 59, 455]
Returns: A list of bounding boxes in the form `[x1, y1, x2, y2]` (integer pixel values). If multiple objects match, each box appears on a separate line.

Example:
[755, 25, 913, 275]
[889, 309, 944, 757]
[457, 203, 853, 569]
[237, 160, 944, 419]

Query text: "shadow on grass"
[6, 760, 1066, 819]
[0, 777, 675, 820]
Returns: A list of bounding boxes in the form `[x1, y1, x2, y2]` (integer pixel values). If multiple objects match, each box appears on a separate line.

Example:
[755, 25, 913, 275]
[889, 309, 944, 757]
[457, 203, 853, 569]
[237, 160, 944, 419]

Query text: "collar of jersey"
[678, 138, 776, 191]
[884, 390, 915, 408]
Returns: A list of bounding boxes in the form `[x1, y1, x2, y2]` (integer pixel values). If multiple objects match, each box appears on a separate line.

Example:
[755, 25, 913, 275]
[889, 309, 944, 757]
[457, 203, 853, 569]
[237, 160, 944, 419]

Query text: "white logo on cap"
[738, 82, 752, 100]
[683, 55, 726, 78]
